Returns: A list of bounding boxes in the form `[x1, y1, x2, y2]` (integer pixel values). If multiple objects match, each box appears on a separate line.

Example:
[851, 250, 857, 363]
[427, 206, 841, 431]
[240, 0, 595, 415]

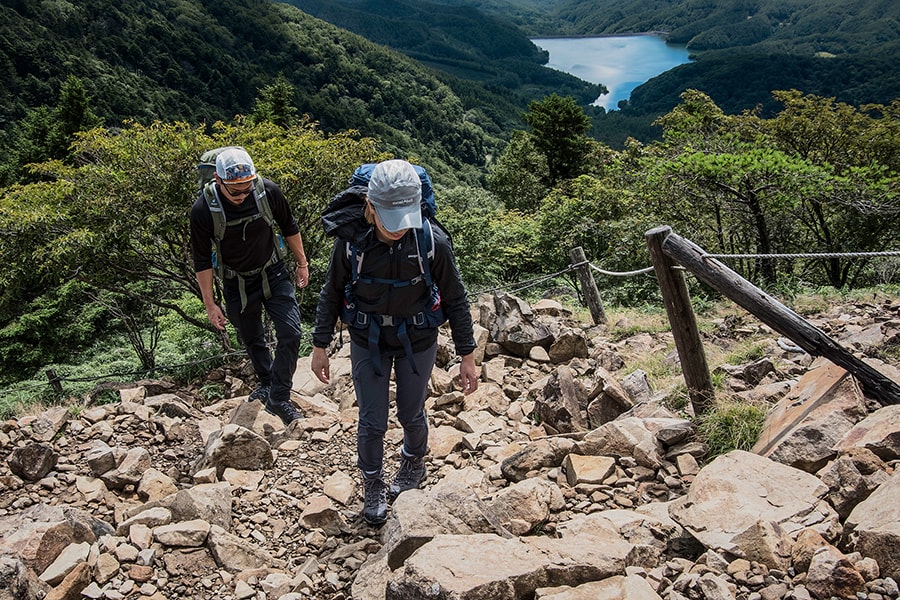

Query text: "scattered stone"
[0, 291, 898, 600]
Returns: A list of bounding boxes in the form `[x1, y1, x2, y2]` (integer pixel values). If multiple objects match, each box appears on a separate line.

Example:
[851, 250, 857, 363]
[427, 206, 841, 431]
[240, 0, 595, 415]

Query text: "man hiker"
[190, 147, 308, 426]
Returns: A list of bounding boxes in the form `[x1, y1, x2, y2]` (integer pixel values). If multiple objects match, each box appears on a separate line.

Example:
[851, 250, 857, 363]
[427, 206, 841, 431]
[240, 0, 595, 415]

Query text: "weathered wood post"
[656, 227, 900, 405]
[45, 369, 63, 395]
[645, 227, 716, 415]
[569, 246, 607, 325]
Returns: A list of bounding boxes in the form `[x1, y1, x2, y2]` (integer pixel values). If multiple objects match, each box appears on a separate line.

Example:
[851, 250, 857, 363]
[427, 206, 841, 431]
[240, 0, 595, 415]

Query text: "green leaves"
[0, 119, 381, 341]
[644, 89, 900, 287]
[522, 94, 592, 184]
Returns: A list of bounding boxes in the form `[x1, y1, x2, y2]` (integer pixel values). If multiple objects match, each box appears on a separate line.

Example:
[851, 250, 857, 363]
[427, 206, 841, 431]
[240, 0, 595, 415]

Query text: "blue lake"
[531, 35, 692, 110]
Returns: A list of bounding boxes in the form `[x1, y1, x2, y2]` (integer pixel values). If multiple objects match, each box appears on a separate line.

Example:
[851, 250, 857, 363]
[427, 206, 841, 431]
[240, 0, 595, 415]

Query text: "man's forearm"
[285, 233, 307, 266]
[196, 269, 216, 306]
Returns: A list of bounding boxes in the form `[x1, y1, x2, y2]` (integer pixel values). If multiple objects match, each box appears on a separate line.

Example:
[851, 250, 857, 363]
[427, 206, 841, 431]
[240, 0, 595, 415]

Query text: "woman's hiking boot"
[264, 398, 304, 427]
[362, 471, 388, 525]
[389, 453, 427, 500]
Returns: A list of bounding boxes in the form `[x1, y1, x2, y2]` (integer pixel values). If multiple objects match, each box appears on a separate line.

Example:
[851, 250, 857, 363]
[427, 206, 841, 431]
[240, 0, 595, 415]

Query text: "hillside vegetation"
[552, 0, 900, 125]
[328, 0, 900, 146]
[0, 0, 518, 186]
[552, 0, 900, 54]
[278, 0, 601, 123]
[4, 0, 899, 157]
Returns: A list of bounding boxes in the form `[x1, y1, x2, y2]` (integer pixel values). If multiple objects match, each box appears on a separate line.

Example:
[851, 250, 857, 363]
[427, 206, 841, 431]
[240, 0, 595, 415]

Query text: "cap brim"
[374, 204, 423, 233]
[223, 174, 256, 184]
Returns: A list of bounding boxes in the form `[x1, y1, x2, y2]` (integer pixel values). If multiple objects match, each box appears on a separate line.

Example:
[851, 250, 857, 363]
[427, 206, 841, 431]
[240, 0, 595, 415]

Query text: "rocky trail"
[2, 290, 900, 600]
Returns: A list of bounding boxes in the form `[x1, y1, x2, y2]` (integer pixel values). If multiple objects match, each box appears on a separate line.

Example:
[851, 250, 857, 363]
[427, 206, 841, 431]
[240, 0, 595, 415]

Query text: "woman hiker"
[310, 159, 479, 525]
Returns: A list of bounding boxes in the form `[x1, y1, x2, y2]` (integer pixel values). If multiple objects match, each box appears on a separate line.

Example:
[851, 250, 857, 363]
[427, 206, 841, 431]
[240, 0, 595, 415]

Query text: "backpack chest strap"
[355, 274, 426, 287]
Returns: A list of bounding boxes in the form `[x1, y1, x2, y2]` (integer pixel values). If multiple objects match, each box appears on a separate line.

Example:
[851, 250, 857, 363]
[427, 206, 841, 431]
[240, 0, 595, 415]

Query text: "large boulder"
[844, 471, 900, 580]
[489, 293, 553, 358]
[668, 450, 839, 562]
[751, 359, 867, 473]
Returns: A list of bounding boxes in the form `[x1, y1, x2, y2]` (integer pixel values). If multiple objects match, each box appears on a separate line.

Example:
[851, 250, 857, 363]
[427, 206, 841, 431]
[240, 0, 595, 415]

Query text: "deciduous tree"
[0, 119, 379, 368]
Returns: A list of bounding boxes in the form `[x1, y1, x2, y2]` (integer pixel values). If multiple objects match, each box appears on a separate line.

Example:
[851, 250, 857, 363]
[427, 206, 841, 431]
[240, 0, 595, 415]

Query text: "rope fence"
[589, 263, 655, 277]
[6, 247, 898, 398]
[702, 250, 900, 260]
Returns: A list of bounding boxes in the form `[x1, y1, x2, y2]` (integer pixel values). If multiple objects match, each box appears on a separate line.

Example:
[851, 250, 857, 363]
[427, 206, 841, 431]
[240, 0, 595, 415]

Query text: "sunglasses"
[222, 180, 254, 197]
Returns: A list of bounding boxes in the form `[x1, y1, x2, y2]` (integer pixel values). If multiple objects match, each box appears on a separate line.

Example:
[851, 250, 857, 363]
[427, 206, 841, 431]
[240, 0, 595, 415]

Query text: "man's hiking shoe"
[248, 385, 270, 403]
[389, 453, 427, 500]
[362, 474, 388, 525]
[264, 399, 303, 426]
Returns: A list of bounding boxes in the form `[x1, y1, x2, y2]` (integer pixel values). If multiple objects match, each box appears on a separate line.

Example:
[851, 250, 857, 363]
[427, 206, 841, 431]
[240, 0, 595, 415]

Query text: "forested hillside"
[554, 0, 900, 123]
[458, 0, 900, 53]
[552, 0, 900, 54]
[413, 0, 564, 35]
[282, 0, 900, 147]
[0, 0, 531, 187]
[278, 0, 601, 126]
[628, 50, 900, 117]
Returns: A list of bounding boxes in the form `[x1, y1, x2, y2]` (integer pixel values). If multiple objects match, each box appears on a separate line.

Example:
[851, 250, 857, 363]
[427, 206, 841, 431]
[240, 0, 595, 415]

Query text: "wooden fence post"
[569, 246, 607, 325]
[45, 369, 63, 395]
[645, 227, 716, 415]
[656, 227, 900, 405]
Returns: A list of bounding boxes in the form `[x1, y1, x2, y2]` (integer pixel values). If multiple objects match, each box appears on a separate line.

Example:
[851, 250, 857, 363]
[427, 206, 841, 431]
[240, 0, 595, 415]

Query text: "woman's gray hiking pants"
[350, 340, 437, 474]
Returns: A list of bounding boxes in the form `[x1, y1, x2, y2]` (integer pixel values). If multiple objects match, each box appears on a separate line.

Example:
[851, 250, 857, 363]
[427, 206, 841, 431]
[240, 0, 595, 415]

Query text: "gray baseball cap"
[215, 147, 256, 183]
[367, 159, 423, 232]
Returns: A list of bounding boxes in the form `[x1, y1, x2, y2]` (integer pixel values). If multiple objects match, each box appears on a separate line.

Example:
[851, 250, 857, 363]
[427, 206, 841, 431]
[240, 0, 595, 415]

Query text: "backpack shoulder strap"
[346, 241, 361, 285]
[347, 223, 433, 289]
[414, 220, 434, 288]
[202, 181, 226, 242]
[253, 177, 289, 260]
[252, 177, 273, 225]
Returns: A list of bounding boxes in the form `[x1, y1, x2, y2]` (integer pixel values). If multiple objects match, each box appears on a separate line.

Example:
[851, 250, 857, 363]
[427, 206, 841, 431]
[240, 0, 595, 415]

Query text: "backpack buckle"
[412, 312, 425, 326]
[379, 315, 396, 327]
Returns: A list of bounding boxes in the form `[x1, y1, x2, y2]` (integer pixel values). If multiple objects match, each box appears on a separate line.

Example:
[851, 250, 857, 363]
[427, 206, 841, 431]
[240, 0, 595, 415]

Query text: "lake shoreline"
[531, 31, 673, 41]
[530, 35, 692, 110]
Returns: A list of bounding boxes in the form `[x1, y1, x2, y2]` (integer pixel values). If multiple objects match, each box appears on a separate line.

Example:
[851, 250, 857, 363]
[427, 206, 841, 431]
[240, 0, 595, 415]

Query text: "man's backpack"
[197, 147, 287, 310]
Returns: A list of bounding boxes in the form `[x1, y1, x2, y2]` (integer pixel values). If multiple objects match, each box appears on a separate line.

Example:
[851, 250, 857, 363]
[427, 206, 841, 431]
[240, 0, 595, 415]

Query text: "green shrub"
[661, 383, 690, 413]
[725, 343, 766, 365]
[198, 383, 225, 404]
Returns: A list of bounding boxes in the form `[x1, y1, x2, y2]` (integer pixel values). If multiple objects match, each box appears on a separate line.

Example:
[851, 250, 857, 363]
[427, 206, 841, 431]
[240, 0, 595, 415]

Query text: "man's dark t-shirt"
[189, 178, 300, 274]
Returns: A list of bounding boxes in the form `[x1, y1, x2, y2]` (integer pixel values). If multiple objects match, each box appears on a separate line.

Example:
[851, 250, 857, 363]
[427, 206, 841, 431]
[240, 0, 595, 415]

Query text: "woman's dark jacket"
[312, 186, 476, 357]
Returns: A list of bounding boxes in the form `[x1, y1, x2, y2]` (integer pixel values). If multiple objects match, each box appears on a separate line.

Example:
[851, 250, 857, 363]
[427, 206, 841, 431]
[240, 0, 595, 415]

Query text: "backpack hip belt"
[351, 312, 428, 328]
[350, 307, 443, 378]
[343, 294, 445, 378]
[223, 251, 284, 313]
